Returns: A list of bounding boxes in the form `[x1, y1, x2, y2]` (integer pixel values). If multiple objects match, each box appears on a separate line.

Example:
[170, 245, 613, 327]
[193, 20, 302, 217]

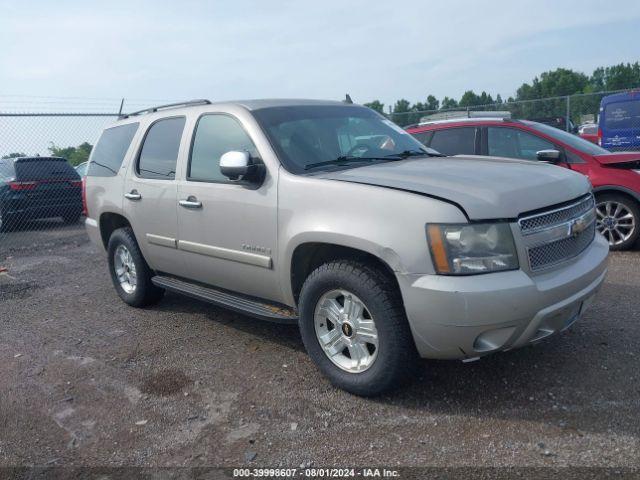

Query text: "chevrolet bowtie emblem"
[570, 217, 588, 237]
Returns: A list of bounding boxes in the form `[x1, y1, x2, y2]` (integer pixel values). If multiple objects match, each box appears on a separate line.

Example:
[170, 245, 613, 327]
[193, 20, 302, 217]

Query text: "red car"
[406, 118, 640, 250]
[578, 123, 599, 145]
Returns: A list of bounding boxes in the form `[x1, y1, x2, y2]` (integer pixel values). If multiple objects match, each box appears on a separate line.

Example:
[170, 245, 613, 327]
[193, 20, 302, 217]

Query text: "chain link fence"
[388, 89, 640, 152]
[0, 114, 120, 254]
[1, 91, 640, 253]
[0, 97, 179, 253]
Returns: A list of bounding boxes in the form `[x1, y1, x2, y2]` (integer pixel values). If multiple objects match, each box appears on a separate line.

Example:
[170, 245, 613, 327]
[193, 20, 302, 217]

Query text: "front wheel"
[595, 193, 640, 251]
[298, 260, 418, 396]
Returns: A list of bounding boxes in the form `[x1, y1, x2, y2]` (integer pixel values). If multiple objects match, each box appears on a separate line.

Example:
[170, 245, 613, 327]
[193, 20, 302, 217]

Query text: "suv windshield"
[252, 105, 440, 173]
[524, 121, 609, 155]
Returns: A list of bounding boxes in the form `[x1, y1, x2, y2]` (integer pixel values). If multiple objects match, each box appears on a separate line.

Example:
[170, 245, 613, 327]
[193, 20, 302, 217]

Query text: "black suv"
[0, 156, 83, 232]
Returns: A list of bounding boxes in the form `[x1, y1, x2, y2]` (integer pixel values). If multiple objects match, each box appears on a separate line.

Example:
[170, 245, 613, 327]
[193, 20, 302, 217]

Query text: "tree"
[516, 68, 589, 100]
[48, 142, 93, 166]
[440, 96, 458, 110]
[589, 62, 640, 91]
[2, 152, 27, 159]
[425, 95, 439, 111]
[459, 90, 479, 107]
[512, 68, 590, 119]
[363, 100, 385, 114]
[391, 99, 413, 126]
[364, 61, 640, 127]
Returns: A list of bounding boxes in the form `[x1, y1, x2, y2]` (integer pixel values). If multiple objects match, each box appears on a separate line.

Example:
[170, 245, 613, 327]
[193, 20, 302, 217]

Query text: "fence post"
[566, 95, 571, 132]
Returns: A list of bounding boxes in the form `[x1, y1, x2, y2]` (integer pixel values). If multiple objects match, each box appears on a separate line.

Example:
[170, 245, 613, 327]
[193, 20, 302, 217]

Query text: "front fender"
[276, 172, 467, 304]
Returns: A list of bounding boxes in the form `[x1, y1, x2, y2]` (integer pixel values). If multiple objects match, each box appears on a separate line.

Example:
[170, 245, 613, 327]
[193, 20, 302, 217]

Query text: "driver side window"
[189, 114, 258, 183]
[487, 127, 554, 160]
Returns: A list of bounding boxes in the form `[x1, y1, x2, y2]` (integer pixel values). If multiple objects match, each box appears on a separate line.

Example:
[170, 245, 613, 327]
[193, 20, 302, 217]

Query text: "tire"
[298, 260, 419, 396]
[107, 227, 164, 307]
[595, 193, 640, 251]
[0, 205, 16, 232]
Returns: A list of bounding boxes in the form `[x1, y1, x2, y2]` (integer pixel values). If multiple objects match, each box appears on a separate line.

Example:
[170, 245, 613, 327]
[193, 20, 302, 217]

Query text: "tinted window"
[189, 115, 258, 182]
[604, 101, 640, 130]
[0, 160, 14, 179]
[411, 130, 433, 146]
[75, 162, 89, 177]
[525, 121, 609, 155]
[137, 117, 185, 180]
[429, 128, 476, 155]
[88, 123, 139, 177]
[580, 124, 597, 135]
[15, 158, 79, 181]
[488, 127, 554, 160]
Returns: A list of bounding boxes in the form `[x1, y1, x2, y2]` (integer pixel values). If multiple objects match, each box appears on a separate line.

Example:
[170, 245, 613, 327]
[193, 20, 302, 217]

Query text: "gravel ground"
[1, 226, 639, 471]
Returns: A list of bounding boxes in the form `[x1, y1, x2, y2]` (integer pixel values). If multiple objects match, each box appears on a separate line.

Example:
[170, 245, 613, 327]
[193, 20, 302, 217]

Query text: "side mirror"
[220, 151, 252, 181]
[536, 149, 562, 163]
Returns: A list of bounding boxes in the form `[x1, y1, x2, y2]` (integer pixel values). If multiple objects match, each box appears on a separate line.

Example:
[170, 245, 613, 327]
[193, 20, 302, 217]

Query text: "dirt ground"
[1, 226, 639, 472]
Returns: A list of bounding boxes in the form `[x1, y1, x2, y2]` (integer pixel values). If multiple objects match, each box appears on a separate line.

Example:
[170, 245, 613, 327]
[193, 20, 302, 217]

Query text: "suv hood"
[316, 155, 591, 220]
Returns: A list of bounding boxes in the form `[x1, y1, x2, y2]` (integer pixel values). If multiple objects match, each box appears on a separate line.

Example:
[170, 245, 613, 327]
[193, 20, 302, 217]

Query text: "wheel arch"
[98, 211, 134, 249]
[289, 240, 401, 306]
[592, 185, 640, 205]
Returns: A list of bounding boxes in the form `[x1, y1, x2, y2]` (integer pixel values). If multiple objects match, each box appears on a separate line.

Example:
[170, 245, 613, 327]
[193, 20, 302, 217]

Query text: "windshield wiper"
[304, 156, 399, 171]
[385, 149, 445, 158]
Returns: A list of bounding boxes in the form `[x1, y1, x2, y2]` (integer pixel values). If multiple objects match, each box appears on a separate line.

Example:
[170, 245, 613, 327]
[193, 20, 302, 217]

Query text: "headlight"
[426, 223, 519, 275]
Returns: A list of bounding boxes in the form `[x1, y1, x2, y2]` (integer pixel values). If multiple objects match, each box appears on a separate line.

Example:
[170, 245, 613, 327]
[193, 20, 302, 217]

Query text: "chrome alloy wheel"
[113, 245, 137, 294]
[314, 289, 379, 373]
[596, 200, 636, 246]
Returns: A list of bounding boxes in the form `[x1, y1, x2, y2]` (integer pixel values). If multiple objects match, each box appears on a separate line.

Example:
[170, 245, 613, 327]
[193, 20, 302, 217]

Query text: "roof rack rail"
[120, 99, 212, 119]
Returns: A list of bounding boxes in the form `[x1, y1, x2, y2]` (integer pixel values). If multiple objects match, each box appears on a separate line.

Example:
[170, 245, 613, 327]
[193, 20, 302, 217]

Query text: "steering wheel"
[345, 143, 374, 157]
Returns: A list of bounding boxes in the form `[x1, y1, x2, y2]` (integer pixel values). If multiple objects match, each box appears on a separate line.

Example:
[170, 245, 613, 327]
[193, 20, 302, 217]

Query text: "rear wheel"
[107, 227, 164, 307]
[595, 193, 640, 251]
[298, 260, 418, 396]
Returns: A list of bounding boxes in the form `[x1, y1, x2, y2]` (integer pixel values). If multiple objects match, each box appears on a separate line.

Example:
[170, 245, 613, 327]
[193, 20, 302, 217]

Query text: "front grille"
[519, 194, 594, 233]
[519, 194, 596, 271]
[528, 222, 596, 271]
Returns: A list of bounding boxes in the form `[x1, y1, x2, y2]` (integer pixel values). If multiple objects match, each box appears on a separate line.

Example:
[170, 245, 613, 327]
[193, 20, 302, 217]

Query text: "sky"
[1, 0, 640, 112]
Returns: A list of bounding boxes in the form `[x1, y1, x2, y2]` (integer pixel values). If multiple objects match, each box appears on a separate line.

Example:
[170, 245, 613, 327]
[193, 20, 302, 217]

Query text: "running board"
[151, 276, 298, 324]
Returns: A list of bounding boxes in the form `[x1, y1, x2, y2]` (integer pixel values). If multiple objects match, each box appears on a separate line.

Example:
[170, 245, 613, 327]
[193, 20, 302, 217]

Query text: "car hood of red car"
[593, 152, 640, 165]
[316, 155, 591, 219]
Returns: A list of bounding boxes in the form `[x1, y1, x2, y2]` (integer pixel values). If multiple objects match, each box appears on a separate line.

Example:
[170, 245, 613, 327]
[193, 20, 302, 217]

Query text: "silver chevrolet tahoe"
[85, 99, 608, 396]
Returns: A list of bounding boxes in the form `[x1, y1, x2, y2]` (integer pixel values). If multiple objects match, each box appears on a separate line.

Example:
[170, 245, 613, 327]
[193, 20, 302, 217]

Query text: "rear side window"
[429, 128, 476, 155]
[487, 127, 554, 160]
[15, 158, 79, 181]
[189, 114, 258, 183]
[137, 117, 186, 180]
[0, 160, 14, 179]
[88, 123, 139, 177]
[410, 130, 433, 146]
[604, 101, 640, 130]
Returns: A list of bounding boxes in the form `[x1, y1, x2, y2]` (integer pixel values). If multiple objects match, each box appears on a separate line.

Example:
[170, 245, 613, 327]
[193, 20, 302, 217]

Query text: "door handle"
[179, 196, 202, 209]
[124, 190, 142, 201]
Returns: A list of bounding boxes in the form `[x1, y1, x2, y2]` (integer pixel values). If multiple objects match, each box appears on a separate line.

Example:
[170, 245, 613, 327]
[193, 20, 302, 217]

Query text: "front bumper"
[398, 234, 609, 359]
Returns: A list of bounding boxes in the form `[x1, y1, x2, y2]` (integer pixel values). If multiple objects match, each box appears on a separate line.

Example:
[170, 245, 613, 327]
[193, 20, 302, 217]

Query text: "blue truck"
[599, 91, 640, 151]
